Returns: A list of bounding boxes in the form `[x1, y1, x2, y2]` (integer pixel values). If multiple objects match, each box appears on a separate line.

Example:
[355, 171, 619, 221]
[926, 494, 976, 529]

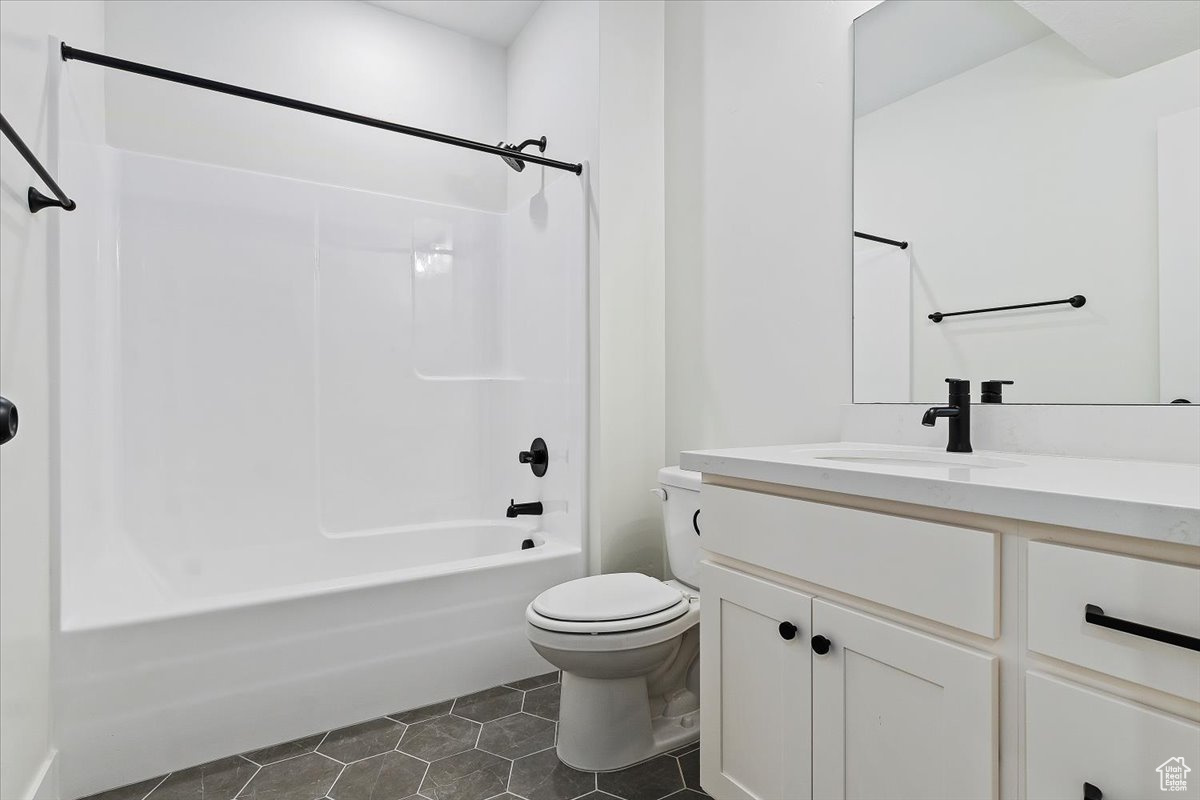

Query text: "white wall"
[508, 0, 667, 577]
[853, 239, 912, 402]
[662, 1, 1195, 468]
[596, 0, 666, 575]
[1158, 106, 1200, 404]
[856, 35, 1200, 404]
[105, 0, 508, 210]
[665, 0, 876, 462]
[506, 0, 598, 210]
[0, 4, 105, 798]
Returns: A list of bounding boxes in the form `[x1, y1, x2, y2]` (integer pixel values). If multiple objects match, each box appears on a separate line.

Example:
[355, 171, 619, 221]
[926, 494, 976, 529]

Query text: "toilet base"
[556, 671, 699, 772]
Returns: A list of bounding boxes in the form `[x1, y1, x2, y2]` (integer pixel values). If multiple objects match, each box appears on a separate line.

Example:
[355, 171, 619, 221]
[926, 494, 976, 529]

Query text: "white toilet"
[526, 466, 702, 771]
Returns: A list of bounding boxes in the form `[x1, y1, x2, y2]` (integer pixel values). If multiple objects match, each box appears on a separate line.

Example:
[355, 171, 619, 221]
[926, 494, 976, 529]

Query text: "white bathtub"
[57, 524, 583, 799]
[54, 146, 589, 798]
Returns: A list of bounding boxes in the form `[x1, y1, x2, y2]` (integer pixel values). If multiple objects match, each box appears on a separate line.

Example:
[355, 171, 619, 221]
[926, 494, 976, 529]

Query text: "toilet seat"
[527, 573, 690, 634]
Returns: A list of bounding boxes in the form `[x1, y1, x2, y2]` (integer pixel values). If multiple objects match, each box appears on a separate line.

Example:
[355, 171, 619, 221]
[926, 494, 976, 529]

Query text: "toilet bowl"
[526, 467, 702, 771]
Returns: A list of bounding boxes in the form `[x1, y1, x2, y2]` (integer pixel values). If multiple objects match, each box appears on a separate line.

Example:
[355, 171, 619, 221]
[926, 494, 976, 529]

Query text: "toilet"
[526, 466, 702, 771]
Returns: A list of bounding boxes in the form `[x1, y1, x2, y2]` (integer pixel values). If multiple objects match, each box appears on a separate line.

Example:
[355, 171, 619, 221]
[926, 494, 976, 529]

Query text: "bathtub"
[56, 523, 583, 799]
[54, 144, 589, 798]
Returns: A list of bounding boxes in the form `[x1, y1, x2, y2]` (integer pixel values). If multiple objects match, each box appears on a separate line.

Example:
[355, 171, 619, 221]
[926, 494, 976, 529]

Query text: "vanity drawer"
[701, 485, 998, 637]
[1027, 541, 1200, 701]
[1026, 671, 1200, 800]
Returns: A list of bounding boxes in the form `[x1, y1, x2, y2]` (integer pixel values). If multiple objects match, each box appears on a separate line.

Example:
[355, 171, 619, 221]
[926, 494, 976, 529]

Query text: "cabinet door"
[812, 600, 997, 800]
[700, 562, 813, 800]
[1027, 671, 1200, 800]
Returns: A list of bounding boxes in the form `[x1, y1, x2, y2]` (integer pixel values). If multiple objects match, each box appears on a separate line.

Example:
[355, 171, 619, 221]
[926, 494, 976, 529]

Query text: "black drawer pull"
[1083, 782, 1102, 800]
[1084, 604, 1200, 652]
[778, 621, 797, 640]
[811, 635, 831, 655]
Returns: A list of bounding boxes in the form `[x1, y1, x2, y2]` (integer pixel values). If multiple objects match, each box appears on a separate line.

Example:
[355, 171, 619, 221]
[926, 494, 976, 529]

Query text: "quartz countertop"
[679, 442, 1200, 547]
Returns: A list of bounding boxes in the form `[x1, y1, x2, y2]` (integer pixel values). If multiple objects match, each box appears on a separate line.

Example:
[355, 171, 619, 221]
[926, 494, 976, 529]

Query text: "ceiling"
[365, 0, 542, 46]
[854, 0, 1051, 117]
[855, 0, 1200, 117]
[1016, 0, 1200, 77]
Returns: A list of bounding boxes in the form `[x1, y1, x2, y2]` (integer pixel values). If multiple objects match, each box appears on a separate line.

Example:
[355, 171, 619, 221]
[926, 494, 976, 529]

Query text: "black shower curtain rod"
[60, 43, 584, 175]
[0, 111, 77, 212]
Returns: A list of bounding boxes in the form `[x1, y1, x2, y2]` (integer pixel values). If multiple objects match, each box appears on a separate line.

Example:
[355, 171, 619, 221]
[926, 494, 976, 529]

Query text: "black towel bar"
[929, 294, 1085, 323]
[854, 231, 908, 249]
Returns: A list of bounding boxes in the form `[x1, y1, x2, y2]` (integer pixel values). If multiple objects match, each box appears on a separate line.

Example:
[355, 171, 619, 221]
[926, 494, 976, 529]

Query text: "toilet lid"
[532, 573, 683, 622]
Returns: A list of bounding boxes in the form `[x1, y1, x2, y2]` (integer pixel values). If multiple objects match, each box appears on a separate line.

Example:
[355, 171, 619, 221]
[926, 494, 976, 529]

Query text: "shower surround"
[54, 146, 588, 798]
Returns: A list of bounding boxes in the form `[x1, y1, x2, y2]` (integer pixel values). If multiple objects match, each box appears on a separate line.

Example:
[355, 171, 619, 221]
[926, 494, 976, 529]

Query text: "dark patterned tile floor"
[81, 672, 709, 800]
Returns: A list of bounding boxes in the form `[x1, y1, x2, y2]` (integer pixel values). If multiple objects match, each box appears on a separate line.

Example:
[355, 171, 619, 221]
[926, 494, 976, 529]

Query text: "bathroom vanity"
[681, 443, 1200, 800]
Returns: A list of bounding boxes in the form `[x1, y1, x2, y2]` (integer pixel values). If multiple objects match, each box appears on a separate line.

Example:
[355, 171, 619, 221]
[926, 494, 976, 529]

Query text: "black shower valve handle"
[518, 438, 549, 477]
[0, 396, 17, 446]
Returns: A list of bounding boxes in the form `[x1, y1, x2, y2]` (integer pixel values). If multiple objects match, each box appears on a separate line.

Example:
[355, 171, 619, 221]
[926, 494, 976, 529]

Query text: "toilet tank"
[657, 467, 703, 589]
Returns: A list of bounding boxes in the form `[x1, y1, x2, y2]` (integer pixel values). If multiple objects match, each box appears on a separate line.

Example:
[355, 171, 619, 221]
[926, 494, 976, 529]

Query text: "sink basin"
[799, 449, 1025, 470]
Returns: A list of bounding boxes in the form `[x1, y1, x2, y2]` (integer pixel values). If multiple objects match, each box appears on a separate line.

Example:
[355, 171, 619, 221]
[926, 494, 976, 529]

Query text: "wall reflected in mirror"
[853, 0, 1200, 404]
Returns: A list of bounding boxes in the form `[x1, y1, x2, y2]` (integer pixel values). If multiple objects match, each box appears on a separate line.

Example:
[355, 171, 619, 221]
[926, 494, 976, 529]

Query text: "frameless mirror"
[853, 0, 1200, 404]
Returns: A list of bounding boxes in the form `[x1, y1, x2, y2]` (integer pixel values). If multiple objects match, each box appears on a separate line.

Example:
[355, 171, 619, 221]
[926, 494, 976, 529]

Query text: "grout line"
[231, 763, 261, 799]
[328, 762, 347, 796]
[565, 783, 597, 800]
[417, 760, 430, 796]
[137, 772, 171, 800]
[250, 741, 328, 769]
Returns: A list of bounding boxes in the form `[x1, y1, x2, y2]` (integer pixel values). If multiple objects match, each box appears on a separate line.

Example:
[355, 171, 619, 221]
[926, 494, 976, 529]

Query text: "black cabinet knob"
[778, 622, 797, 640]
[1083, 782, 1102, 800]
[811, 635, 831, 655]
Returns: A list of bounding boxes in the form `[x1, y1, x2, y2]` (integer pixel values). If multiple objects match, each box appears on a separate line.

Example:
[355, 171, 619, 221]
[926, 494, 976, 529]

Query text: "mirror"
[853, 0, 1200, 404]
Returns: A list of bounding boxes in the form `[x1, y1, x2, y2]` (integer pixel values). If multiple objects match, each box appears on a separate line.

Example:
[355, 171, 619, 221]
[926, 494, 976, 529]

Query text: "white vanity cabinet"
[811, 600, 996, 800]
[1026, 672, 1200, 800]
[700, 564, 813, 800]
[694, 475, 1200, 800]
[701, 561, 996, 800]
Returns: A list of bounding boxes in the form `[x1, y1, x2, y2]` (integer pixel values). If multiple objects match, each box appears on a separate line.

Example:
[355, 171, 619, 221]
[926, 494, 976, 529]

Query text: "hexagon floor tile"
[78, 671, 711, 800]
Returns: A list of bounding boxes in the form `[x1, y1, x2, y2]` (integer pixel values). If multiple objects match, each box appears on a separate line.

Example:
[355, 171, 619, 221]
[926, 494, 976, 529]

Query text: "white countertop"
[679, 442, 1200, 547]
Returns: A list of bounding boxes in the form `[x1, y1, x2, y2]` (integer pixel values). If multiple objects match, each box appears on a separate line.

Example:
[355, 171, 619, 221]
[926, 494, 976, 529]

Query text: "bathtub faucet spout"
[507, 499, 544, 518]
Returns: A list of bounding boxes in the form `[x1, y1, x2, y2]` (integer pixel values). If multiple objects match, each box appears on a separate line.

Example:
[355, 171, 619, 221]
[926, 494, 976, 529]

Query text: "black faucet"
[922, 378, 972, 453]
[507, 499, 543, 518]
